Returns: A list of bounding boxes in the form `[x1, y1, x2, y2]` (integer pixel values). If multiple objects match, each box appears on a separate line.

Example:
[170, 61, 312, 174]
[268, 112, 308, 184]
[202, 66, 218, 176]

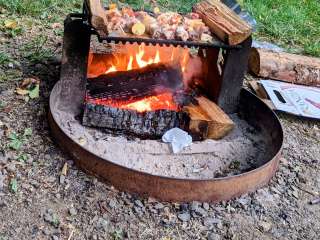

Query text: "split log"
[87, 63, 183, 102]
[183, 96, 234, 140]
[86, 0, 108, 36]
[193, 0, 252, 45]
[249, 48, 320, 87]
[82, 103, 189, 138]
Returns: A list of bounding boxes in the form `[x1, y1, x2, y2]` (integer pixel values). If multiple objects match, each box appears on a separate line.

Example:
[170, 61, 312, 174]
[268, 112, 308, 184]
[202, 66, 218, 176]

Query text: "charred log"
[82, 103, 189, 138]
[87, 63, 183, 102]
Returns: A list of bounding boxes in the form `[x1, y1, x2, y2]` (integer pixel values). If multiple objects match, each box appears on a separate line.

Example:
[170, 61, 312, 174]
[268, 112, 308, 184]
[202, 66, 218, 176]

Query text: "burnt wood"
[87, 63, 183, 102]
[82, 103, 189, 138]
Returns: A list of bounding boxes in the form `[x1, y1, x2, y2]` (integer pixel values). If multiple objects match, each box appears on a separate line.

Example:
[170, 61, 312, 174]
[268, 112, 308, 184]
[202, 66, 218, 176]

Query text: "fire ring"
[48, 15, 283, 202]
[49, 82, 283, 202]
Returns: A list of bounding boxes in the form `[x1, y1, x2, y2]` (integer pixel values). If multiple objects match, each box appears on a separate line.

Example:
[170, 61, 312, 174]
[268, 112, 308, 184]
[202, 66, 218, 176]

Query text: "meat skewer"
[103, 4, 214, 42]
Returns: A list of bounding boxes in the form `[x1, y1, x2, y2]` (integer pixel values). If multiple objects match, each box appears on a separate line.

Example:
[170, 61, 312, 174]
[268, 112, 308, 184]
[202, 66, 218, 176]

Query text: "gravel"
[177, 212, 191, 222]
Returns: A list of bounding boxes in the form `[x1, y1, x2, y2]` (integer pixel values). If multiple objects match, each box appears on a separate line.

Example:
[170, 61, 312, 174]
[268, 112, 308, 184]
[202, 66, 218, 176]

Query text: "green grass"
[243, 0, 320, 56]
[0, 52, 12, 65]
[0, 0, 319, 56]
[0, 0, 81, 17]
[22, 35, 55, 63]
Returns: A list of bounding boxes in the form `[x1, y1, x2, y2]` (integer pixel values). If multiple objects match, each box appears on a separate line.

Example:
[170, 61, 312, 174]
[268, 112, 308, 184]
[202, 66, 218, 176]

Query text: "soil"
[0, 11, 320, 240]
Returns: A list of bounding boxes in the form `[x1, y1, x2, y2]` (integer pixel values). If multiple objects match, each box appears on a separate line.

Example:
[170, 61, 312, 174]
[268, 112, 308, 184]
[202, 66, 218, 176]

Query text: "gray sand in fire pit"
[54, 110, 268, 179]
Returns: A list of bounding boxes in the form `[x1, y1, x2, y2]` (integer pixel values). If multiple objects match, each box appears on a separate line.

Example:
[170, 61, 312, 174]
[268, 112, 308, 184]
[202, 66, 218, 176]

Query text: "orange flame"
[86, 92, 178, 112]
[87, 43, 192, 112]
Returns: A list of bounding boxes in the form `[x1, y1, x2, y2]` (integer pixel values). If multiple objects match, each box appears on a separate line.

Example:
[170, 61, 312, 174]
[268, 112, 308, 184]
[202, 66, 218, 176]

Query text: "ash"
[54, 110, 268, 179]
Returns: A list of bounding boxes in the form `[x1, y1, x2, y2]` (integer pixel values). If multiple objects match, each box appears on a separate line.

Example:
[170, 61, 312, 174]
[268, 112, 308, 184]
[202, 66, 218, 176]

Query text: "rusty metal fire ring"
[48, 82, 283, 203]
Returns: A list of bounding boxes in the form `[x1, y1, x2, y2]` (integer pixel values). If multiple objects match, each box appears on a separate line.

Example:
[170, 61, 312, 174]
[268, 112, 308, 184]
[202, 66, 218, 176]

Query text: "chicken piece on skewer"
[149, 23, 162, 39]
[200, 33, 213, 43]
[122, 7, 135, 17]
[107, 16, 126, 34]
[176, 25, 189, 41]
[157, 12, 183, 25]
[185, 12, 200, 19]
[162, 24, 178, 40]
[122, 16, 140, 33]
[106, 8, 122, 21]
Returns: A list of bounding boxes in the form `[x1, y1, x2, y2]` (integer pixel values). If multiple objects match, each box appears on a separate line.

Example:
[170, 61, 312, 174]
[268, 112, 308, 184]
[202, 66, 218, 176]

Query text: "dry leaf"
[4, 19, 18, 29]
[16, 88, 29, 96]
[16, 77, 40, 99]
[20, 77, 39, 88]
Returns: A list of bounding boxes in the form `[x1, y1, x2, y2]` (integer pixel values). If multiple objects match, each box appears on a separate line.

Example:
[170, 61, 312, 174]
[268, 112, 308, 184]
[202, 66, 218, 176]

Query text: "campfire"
[83, 42, 236, 139]
[86, 43, 191, 113]
[48, 0, 283, 202]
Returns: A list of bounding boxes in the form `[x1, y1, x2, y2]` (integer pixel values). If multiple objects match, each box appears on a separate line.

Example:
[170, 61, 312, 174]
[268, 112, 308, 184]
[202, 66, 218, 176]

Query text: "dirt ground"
[0, 12, 320, 240]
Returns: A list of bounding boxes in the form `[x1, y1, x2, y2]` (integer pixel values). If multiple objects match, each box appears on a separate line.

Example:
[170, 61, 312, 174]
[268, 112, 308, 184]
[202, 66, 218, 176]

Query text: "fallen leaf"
[21, 77, 39, 88]
[4, 19, 18, 29]
[16, 88, 29, 96]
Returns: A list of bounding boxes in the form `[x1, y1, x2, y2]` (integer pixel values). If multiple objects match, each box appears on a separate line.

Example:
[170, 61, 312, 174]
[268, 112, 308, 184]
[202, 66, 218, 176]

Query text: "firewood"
[86, 0, 109, 35]
[82, 103, 189, 138]
[87, 63, 183, 102]
[183, 96, 234, 140]
[249, 48, 320, 87]
[193, 0, 252, 45]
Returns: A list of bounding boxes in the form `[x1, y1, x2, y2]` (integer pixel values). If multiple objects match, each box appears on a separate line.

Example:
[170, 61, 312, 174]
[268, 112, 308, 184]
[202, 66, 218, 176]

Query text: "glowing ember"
[86, 92, 178, 112]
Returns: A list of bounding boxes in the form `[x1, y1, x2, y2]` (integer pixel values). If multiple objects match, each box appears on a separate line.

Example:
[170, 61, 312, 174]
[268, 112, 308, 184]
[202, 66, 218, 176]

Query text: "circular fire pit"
[49, 79, 283, 202]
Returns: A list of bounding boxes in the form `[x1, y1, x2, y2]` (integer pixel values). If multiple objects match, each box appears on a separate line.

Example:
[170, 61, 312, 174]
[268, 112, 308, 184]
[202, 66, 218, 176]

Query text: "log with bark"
[193, 0, 252, 45]
[87, 62, 183, 102]
[183, 96, 234, 140]
[86, 0, 109, 36]
[83, 94, 234, 139]
[249, 48, 320, 87]
[82, 103, 189, 138]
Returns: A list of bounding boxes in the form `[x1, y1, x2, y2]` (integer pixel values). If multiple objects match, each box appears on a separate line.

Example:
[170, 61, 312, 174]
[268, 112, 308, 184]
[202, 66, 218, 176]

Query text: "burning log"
[193, 0, 252, 45]
[87, 62, 183, 102]
[249, 48, 320, 87]
[82, 103, 189, 138]
[183, 96, 234, 140]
